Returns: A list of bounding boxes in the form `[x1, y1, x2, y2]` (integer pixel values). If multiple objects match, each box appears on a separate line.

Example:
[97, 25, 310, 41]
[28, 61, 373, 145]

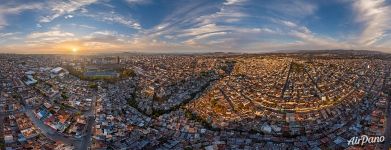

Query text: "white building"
[51, 67, 64, 74]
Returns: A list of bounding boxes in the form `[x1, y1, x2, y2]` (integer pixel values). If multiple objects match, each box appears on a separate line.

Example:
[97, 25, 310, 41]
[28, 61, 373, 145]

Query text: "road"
[79, 116, 95, 150]
[384, 97, 391, 150]
[0, 111, 4, 148]
[281, 61, 293, 98]
[21, 95, 99, 150]
[383, 68, 390, 150]
[24, 107, 81, 147]
[77, 95, 97, 150]
[18, 93, 99, 150]
[1, 103, 82, 147]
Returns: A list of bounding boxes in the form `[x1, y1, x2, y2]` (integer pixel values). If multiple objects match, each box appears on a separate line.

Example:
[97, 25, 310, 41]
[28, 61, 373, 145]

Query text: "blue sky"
[0, 0, 390, 54]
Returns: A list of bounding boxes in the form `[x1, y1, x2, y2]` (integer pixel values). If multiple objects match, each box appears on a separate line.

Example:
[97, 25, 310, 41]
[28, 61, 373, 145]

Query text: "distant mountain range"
[274, 49, 388, 55]
[112, 49, 390, 56]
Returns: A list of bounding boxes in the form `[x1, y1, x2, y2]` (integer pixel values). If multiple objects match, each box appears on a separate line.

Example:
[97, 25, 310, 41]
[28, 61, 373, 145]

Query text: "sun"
[71, 47, 78, 53]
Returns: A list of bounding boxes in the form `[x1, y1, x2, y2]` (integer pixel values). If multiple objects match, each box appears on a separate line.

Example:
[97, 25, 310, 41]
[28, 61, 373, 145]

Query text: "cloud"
[353, 0, 391, 46]
[260, 1, 317, 19]
[27, 30, 75, 44]
[142, 0, 252, 42]
[1, 0, 390, 53]
[101, 13, 142, 29]
[0, 3, 43, 28]
[224, 0, 246, 5]
[183, 31, 228, 45]
[40, 0, 98, 23]
[83, 30, 132, 44]
[180, 24, 224, 37]
[155, 0, 295, 50]
[29, 30, 74, 38]
[82, 11, 142, 30]
[0, 32, 22, 43]
[64, 15, 74, 19]
[196, 8, 248, 25]
[125, 0, 151, 5]
[70, 23, 96, 29]
[280, 20, 297, 28]
[3, 30, 126, 54]
[129, 0, 285, 51]
[145, 1, 219, 36]
[0, 32, 20, 38]
[276, 18, 352, 50]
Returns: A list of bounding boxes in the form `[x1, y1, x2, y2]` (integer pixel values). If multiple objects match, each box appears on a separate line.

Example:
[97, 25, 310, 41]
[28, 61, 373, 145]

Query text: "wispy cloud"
[224, 0, 247, 5]
[28, 30, 74, 39]
[81, 11, 142, 30]
[353, 0, 391, 46]
[0, 32, 20, 38]
[101, 12, 142, 30]
[70, 23, 97, 29]
[1, 0, 390, 53]
[141, 0, 254, 47]
[40, 0, 98, 23]
[0, 3, 43, 28]
[259, 0, 317, 19]
[26, 30, 76, 45]
[125, 0, 151, 5]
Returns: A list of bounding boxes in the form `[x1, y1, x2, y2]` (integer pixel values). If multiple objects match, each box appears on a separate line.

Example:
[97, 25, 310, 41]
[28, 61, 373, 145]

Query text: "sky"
[0, 0, 390, 54]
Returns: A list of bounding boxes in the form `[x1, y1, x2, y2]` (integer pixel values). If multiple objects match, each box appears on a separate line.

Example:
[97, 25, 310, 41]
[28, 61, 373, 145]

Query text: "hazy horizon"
[0, 0, 390, 54]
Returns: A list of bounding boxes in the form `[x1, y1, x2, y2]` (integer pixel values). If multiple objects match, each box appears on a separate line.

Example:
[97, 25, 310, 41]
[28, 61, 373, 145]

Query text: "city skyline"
[0, 0, 390, 54]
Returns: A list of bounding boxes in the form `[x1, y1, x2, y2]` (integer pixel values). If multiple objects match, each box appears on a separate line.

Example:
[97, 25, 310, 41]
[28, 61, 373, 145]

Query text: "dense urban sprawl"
[0, 51, 390, 150]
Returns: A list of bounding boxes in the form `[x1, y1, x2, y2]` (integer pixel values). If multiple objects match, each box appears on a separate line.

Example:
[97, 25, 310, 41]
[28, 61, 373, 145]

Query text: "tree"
[88, 83, 98, 89]
[120, 69, 135, 78]
[210, 98, 218, 106]
[61, 92, 68, 99]
[75, 111, 82, 116]
[0, 140, 4, 148]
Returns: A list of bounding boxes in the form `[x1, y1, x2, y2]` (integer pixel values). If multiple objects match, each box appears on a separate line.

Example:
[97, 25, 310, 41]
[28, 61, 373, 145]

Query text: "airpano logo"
[347, 135, 385, 146]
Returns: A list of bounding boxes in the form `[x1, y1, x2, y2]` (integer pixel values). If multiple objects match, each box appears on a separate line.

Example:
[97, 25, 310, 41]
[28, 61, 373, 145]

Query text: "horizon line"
[0, 49, 389, 55]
